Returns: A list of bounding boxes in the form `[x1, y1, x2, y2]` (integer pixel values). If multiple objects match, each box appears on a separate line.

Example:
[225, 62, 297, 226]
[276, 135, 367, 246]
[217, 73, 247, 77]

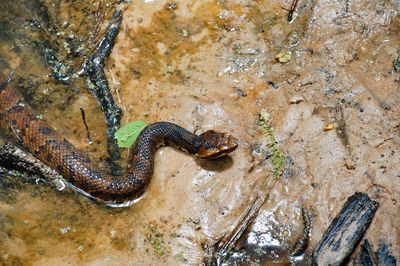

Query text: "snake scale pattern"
[0, 80, 238, 205]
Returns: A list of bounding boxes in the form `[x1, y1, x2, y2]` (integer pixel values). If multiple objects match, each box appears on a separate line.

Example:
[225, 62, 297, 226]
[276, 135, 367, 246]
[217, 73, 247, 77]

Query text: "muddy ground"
[0, 0, 399, 265]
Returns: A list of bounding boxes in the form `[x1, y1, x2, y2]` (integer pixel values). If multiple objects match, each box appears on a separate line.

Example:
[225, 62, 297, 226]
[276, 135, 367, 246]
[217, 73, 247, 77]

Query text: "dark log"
[0, 142, 65, 190]
[356, 240, 375, 266]
[44, 9, 124, 172]
[86, 10, 123, 171]
[354, 240, 397, 266]
[375, 242, 397, 266]
[394, 48, 400, 73]
[312, 192, 379, 265]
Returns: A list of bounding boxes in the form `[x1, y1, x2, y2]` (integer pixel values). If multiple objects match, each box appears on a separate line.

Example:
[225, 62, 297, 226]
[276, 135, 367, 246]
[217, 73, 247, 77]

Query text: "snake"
[0, 79, 238, 206]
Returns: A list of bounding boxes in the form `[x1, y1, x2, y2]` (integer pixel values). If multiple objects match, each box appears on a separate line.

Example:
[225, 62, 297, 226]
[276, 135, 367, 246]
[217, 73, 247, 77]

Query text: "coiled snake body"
[0, 80, 238, 205]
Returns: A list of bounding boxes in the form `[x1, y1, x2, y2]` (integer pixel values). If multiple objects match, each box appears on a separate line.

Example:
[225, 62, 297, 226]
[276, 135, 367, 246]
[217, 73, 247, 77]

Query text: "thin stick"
[282, 0, 299, 23]
[80, 107, 93, 144]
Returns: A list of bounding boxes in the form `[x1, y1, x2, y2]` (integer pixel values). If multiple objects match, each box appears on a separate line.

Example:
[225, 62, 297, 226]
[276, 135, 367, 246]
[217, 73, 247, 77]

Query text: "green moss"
[276, 51, 292, 63]
[150, 235, 166, 257]
[258, 109, 283, 178]
[174, 253, 187, 263]
[148, 228, 171, 257]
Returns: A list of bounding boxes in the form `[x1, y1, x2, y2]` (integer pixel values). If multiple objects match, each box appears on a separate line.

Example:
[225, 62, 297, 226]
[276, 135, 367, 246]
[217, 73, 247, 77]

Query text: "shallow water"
[1, 0, 399, 265]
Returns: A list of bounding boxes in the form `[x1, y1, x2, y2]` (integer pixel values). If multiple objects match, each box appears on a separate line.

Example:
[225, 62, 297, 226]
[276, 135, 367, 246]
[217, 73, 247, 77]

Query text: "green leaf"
[114, 121, 147, 148]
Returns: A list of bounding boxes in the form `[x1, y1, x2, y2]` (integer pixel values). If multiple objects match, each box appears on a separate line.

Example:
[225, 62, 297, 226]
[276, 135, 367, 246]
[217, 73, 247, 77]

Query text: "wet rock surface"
[0, 0, 399, 265]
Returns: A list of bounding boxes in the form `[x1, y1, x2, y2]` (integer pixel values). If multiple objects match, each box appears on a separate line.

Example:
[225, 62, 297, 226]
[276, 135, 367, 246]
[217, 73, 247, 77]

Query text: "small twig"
[206, 192, 268, 265]
[80, 107, 93, 144]
[282, 0, 299, 23]
[290, 208, 312, 258]
[115, 85, 122, 104]
[109, 67, 121, 85]
[109, 68, 122, 104]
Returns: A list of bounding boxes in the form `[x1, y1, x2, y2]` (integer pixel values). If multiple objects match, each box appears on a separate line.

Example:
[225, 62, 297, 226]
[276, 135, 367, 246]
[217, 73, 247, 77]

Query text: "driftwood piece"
[355, 240, 397, 266]
[290, 207, 312, 258]
[0, 142, 65, 191]
[0, 142, 103, 203]
[312, 192, 379, 265]
[86, 10, 123, 167]
[0, 142, 116, 205]
[375, 243, 397, 266]
[44, 9, 124, 170]
[356, 240, 375, 266]
[394, 48, 400, 73]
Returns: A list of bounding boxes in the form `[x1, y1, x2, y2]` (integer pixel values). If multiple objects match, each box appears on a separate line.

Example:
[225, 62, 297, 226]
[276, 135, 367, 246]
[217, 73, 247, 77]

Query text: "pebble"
[290, 96, 304, 104]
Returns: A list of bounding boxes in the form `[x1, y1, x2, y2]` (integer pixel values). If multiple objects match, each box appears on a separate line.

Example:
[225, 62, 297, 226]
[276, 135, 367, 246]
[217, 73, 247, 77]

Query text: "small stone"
[166, 2, 177, 10]
[181, 29, 189, 37]
[110, 229, 116, 239]
[290, 95, 304, 104]
[324, 124, 334, 131]
[60, 227, 71, 234]
[345, 158, 356, 170]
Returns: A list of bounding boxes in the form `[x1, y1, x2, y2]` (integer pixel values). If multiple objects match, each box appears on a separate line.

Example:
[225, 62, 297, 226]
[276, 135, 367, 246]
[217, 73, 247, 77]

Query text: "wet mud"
[0, 0, 399, 265]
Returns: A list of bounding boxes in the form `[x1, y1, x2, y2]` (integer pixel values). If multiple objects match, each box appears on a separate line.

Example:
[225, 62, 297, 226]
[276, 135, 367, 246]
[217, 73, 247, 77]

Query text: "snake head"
[196, 130, 239, 159]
